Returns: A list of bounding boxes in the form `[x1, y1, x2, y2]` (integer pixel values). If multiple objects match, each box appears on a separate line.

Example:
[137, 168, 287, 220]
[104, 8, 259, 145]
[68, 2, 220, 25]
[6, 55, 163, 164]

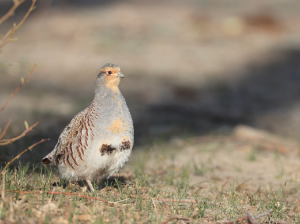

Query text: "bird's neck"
[94, 86, 121, 101]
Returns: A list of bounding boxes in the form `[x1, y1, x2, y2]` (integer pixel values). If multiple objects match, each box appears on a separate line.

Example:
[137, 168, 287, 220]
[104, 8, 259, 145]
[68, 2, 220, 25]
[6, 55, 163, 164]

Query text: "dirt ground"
[1, 1, 300, 222]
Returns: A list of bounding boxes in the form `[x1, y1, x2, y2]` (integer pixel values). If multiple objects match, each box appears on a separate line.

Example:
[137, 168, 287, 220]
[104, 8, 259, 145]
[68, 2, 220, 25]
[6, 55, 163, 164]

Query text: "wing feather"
[53, 108, 90, 166]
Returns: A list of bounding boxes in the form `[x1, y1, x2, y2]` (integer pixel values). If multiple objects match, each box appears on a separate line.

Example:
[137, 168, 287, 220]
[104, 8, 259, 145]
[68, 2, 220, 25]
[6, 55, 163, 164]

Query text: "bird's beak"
[117, 72, 125, 78]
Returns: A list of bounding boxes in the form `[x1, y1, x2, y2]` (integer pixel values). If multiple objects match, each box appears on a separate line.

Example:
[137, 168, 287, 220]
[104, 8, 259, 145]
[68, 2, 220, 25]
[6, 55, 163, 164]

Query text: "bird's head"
[95, 63, 124, 94]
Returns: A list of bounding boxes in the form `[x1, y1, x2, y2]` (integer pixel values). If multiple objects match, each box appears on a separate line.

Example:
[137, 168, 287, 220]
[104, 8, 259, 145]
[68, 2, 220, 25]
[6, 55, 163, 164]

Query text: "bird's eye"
[108, 71, 112, 75]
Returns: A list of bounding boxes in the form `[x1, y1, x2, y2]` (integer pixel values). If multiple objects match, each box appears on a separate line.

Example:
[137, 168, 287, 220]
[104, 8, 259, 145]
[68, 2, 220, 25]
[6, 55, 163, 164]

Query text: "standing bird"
[41, 63, 134, 192]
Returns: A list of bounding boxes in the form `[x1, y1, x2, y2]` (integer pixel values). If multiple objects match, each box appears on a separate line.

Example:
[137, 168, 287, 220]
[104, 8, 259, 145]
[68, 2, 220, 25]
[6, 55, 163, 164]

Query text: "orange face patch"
[100, 66, 122, 94]
[100, 67, 120, 73]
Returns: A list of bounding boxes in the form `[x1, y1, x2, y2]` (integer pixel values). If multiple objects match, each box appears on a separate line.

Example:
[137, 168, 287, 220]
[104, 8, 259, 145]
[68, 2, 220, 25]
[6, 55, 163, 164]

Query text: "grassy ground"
[2, 1, 300, 223]
[1, 134, 300, 223]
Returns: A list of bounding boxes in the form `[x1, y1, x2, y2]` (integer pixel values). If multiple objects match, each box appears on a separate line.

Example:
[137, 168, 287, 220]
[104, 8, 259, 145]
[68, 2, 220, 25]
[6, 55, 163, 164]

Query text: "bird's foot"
[86, 179, 95, 192]
[81, 186, 88, 192]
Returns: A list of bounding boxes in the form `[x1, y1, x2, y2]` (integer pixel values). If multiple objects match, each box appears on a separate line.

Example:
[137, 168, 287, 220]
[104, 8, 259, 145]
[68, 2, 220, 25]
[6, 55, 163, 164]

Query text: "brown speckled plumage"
[42, 63, 134, 192]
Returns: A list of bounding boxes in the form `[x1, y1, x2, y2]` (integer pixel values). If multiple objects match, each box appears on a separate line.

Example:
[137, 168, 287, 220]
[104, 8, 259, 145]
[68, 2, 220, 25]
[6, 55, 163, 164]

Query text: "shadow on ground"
[135, 48, 300, 142]
[51, 175, 130, 192]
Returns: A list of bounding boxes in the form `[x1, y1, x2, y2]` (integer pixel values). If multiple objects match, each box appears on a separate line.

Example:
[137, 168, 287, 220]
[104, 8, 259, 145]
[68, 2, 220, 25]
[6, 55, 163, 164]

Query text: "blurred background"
[1, 0, 300, 165]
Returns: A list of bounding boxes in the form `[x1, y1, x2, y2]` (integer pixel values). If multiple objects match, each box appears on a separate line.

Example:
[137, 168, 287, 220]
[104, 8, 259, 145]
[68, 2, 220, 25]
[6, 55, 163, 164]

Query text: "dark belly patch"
[100, 144, 116, 156]
[120, 141, 131, 151]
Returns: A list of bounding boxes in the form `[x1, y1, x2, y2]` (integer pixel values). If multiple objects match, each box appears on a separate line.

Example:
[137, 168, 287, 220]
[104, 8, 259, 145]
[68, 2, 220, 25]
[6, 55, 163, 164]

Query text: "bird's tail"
[41, 153, 55, 165]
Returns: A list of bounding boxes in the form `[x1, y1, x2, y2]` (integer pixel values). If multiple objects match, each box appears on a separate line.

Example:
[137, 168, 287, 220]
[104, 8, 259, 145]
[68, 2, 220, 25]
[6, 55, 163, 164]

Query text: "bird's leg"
[81, 185, 88, 193]
[86, 179, 95, 192]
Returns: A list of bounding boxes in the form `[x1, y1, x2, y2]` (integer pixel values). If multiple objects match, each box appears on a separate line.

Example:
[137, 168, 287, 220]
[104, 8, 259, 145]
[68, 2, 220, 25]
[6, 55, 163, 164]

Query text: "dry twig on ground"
[247, 212, 259, 224]
[5, 190, 115, 206]
[109, 191, 198, 204]
[161, 217, 191, 224]
[216, 209, 273, 224]
[4, 189, 199, 207]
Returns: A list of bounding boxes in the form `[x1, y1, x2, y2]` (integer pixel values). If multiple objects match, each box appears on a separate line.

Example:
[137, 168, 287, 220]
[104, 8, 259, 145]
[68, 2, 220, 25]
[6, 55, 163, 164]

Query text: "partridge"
[41, 63, 134, 192]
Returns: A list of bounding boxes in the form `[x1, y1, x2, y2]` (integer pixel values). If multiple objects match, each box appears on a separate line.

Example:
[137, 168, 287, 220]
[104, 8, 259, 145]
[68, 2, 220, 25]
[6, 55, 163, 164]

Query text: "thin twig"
[111, 192, 198, 204]
[0, 120, 11, 141]
[152, 197, 197, 204]
[0, 64, 37, 116]
[216, 215, 247, 224]
[269, 221, 291, 224]
[5, 190, 115, 206]
[247, 212, 259, 224]
[255, 209, 273, 219]
[162, 217, 191, 224]
[0, 138, 49, 176]
[0, 0, 26, 25]
[5, 189, 197, 207]
[0, 122, 38, 145]
[215, 209, 273, 224]
[0, 0, 37, 49]
[5, 189, 198, 209]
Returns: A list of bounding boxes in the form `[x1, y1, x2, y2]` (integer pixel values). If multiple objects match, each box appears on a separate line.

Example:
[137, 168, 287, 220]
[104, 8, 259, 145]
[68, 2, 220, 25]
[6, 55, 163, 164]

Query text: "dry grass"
[1, 136, 300, 223]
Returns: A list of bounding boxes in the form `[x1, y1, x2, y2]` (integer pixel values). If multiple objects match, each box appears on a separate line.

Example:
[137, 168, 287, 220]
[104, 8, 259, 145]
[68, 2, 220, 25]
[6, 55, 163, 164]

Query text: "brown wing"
[54, 107, 90, 169]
